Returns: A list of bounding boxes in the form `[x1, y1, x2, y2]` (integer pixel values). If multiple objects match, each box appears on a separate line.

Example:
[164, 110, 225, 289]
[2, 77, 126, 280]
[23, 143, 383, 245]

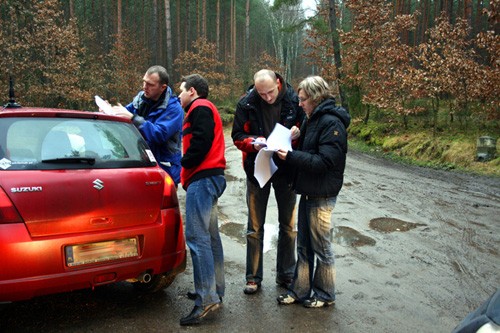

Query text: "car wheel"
[132, 273, 176, 293]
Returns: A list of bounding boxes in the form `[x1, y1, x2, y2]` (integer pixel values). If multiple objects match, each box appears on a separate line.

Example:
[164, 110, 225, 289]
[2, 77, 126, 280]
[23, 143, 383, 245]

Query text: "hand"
[253, 137, 266, 151]
[290, 126, 300, 140]
[277, 149, 289, 160]
[111, 104, 133, 119]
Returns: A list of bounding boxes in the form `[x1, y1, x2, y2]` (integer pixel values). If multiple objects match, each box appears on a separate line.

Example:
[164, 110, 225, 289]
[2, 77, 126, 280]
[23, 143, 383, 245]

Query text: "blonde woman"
[276, 76, 350, 308]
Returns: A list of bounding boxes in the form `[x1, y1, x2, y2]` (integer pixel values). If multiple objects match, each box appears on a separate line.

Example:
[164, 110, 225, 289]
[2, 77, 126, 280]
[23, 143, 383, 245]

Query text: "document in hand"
[254, 123, 292, 188]
[95, 95, 115, 115]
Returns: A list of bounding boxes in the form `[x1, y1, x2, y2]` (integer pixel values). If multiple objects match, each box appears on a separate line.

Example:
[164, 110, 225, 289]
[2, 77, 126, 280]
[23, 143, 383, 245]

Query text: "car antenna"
[4, 76, 22, 109]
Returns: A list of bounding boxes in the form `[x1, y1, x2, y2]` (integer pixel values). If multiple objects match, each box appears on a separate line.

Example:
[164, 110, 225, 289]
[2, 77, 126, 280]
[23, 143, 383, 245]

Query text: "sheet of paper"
[95, 95, 114, 115]
[265, 123, 292, 151]
[253, 123, 292, 188]
[254, 149, 278, 188]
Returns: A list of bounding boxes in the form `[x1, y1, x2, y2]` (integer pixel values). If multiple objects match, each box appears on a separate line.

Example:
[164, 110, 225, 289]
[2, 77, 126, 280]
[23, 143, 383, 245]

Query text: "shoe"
[277, 293, 297, 305]
[243, 282, 260, 294]
[187, 291, 223, 303]
[303, 297, 335, 308]
[179, 303, 220, 326]
[276, 277, 293, 289]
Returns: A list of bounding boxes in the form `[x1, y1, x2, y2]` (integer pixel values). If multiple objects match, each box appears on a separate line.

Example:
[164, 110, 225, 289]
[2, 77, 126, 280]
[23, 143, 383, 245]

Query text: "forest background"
[0, 0, 498, 176]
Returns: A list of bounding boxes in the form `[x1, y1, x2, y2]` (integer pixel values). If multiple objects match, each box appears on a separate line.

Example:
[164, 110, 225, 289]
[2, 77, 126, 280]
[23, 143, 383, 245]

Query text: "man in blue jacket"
[112, 65, 184, 185]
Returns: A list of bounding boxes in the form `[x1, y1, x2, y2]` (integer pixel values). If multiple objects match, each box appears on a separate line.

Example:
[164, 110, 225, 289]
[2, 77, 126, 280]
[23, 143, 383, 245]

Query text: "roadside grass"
[348, 119, 499, 177]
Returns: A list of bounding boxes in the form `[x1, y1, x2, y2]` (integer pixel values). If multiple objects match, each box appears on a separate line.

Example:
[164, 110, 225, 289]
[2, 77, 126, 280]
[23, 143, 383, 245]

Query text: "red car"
[0, 103, 186, 302]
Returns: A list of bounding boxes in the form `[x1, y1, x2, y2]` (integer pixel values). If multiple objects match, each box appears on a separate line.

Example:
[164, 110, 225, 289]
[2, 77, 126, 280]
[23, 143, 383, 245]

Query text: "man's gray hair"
[146, 65, 170, 85]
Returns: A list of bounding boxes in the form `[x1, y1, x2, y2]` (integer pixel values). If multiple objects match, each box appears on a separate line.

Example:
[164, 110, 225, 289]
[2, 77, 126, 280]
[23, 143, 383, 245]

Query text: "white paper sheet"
[95, 95, 115, 115]
[254, 123, 292, 188]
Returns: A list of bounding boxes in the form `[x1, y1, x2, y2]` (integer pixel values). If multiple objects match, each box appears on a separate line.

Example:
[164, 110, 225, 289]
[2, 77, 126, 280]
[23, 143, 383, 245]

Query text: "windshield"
[0, 117, 157, 170]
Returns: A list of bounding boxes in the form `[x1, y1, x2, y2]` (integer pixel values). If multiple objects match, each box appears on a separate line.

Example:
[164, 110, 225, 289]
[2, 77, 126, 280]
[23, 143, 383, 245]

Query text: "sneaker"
[303, 297, 335, 308]
[243, 282, 260, 294]
[277, 293, 297, 305]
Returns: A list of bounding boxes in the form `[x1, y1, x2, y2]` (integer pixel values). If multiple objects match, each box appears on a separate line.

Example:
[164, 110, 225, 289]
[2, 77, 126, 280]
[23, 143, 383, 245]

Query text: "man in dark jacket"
[111, 65, 184, 185]
[231, 69, 304, 294]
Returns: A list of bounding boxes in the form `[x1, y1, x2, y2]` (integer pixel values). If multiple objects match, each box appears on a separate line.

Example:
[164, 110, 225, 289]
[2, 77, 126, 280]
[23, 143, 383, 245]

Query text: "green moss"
[349, 123, 499, 177]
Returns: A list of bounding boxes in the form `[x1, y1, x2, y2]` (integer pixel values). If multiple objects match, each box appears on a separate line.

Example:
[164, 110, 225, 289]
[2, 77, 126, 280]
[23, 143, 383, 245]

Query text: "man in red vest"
[178, 74, 226, 326]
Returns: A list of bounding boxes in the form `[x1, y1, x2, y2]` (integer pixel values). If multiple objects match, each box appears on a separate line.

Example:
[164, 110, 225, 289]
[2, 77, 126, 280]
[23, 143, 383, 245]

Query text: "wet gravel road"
[1, 135, 499, 332]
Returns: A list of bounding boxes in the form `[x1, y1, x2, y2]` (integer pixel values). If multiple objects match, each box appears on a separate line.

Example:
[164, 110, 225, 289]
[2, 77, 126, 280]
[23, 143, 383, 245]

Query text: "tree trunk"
[231, 0, 236, 66]
[328, 0, 347, 108]
[152, 0, 158, 63]
[164, 0, 173, 74]
[216, 0, 220, 57]
[464, 0, 472, 30]
[186, 0, 190, 50]
[202, 0, 207, 38]
[117, 0, 122, 46]
[245, 0, 250, 66]
[176, 0, 182, 53]
[364, 104, 370, 124]
[196, 0, 200, 37]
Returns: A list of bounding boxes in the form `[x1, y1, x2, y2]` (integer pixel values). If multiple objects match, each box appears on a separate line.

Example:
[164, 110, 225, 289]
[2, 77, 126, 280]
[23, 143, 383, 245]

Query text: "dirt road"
[1, 134, 498, 333]
[216, 136, 500, 332]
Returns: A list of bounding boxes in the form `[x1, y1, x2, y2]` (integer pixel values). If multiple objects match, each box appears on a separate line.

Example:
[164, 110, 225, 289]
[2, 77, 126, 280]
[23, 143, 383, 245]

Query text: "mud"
[1, 131, 498, 333]
[216, 135, 500, 332]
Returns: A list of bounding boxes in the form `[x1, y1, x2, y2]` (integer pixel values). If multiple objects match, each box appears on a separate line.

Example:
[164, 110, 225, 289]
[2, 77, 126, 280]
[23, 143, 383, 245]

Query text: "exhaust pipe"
[136, 271, 152, 283]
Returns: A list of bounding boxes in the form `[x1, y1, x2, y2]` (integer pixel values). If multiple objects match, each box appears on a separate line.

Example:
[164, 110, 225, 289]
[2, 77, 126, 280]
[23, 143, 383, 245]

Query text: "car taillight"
[161, 175, 179, 209]
[0, 188, 23, 223]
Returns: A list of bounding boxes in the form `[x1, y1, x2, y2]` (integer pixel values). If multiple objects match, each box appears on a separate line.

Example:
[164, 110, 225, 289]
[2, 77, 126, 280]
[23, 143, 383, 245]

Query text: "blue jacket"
[125, 86, 184, 184]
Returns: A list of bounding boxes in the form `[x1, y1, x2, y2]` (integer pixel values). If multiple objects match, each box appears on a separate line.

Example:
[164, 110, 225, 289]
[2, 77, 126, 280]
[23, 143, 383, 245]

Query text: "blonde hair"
[297, 76, 334, 105]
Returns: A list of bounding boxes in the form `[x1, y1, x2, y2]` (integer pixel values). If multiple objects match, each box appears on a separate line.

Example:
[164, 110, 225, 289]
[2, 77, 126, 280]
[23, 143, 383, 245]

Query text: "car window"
[0, 117, 156, 170]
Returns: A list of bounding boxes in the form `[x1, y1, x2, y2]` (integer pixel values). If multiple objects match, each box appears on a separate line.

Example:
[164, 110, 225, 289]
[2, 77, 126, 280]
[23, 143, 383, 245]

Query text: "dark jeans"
[245, 176, 296, 284]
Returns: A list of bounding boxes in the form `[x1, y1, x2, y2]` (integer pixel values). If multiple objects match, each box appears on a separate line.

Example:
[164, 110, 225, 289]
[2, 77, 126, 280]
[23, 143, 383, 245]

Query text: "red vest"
[180, 98, 226, 187]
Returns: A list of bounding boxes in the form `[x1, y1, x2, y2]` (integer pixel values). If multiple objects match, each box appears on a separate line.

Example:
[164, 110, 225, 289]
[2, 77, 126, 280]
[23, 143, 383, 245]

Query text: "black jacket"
[231, 74, 304, 184]
[285, 98, 350, 197]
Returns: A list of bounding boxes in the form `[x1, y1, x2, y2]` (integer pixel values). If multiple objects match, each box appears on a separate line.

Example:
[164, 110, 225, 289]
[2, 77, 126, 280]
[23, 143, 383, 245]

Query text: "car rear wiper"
[41, 157, 96, 165]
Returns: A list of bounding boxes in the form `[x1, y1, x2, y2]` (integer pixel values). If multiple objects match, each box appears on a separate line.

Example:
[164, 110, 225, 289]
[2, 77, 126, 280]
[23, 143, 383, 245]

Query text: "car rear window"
[0, 117, 157, 170]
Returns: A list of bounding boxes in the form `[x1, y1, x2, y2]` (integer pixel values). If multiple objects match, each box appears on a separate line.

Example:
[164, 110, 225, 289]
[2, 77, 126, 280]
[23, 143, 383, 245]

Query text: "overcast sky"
[269, 0, 318, 15]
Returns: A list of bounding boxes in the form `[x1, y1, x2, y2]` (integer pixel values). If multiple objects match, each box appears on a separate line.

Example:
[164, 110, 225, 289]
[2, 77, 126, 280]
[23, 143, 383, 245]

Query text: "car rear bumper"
[0, 208, 186, 302]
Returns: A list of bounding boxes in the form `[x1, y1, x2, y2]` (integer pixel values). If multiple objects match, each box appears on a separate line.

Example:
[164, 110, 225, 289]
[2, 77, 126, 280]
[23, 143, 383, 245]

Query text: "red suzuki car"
[0, 102, 186, 302]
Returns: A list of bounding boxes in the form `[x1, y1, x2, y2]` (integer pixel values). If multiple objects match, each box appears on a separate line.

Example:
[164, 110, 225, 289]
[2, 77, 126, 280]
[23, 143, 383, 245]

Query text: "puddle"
[220, 222, 378, 249]
[219, 221, 279, 253]
[220, 222, 246, 244]
[225, 174, 239, 182]
[333, 226, 376, 247]
[369, 217, 426, 233]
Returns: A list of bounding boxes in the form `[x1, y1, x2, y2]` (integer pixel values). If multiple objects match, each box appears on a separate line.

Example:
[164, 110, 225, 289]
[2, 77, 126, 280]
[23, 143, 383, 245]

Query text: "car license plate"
[65, 238, 138, 267]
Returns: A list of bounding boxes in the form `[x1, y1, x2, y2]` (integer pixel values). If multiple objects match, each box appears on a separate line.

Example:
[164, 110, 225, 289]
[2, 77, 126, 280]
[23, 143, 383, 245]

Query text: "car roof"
[0, 106, 129, 123]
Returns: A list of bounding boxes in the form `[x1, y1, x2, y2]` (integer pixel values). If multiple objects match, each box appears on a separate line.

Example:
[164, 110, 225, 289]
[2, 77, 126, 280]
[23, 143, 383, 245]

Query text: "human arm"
[133, 96, 184, 145]
[111, 104, 134, 119]
[181, 106, 214, 169]
[231, 100, 264, 152]
[285, 118, 347, 173]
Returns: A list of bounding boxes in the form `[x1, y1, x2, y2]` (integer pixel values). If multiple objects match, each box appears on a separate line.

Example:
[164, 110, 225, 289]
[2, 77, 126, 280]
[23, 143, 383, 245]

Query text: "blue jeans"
[246, 176, 296, 284]
[290, 195, 336, 303]
[185, 175, 226, 306]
